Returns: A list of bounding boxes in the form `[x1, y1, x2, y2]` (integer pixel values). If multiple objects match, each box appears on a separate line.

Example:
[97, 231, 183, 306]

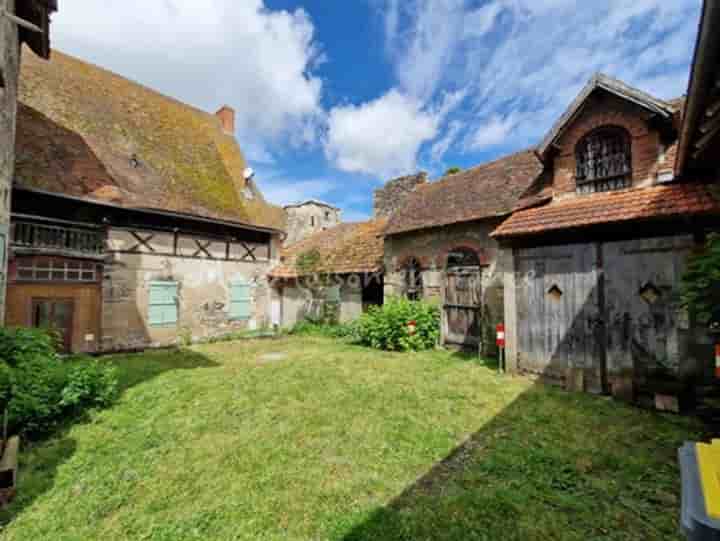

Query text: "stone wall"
[278, 276, 363, 328]
[373, 172, 427, 219]
[383, 219, 507, 355]
[101, 228, 279, 350]
[0, 0, 20, 322]
[284, 202, 341, 246]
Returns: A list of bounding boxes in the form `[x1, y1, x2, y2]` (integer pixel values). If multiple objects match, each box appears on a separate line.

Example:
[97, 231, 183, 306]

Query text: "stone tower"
[284, 200, 342, 246]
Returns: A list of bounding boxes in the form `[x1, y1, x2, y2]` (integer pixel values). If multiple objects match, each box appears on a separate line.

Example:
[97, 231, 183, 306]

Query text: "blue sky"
[53, 1, 702, 221]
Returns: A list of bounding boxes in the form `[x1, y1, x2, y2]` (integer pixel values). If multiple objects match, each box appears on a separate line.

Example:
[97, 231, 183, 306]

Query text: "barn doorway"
[443, 248, 482, 347]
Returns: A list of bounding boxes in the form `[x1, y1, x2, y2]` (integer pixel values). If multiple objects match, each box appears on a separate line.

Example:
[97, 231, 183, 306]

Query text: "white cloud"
[464, 2, 503, 39]
[431, 120, 463, 162]
[53, 0, 324, 144]
[383, 0, 466, 102]
[468, 114, 517, 150]
[325, 89, 440, 177]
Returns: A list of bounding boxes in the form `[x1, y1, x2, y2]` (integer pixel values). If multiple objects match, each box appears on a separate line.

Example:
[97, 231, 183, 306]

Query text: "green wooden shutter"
[230, 281, 251, 320]
[149, 281, 178, 326]
[326, 285, 341, 302]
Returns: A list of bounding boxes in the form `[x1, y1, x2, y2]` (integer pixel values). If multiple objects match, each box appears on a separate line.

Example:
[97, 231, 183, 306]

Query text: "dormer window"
[575, 126, 632, 194]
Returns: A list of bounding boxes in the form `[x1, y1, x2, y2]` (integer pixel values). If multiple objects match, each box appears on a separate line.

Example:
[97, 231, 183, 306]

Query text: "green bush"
[0, 328, 119, 436]
[357, 296, 440, 351]
[682, 232, 720, 326]
[290, 320, 359, 340]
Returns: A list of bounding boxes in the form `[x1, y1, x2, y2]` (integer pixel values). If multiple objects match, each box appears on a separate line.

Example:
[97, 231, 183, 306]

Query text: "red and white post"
[496, 323, 506, 373]
[715, 343, 720, 379]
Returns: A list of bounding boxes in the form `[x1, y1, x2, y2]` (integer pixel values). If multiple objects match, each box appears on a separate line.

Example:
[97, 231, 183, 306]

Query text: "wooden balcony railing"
[11, 220, 105, 256]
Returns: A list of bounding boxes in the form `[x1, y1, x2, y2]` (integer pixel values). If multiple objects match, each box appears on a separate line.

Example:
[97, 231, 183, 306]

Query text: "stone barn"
[379, 155, 543, 354]
[269, 219, 386, 327]
[493, 74, 720, 396]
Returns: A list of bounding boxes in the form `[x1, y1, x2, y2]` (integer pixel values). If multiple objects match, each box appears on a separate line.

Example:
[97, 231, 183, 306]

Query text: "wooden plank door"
[32, 298, 75, 352]
[443, 267, 482, 346]
[516, 244, 604, 391]
[603, 236, 694, 381]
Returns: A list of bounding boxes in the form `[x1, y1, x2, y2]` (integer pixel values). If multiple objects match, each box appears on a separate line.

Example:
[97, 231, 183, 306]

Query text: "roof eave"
[537, 75, 673, 158]
[676, 0, 720, 177]
[13, 185, 284, 235]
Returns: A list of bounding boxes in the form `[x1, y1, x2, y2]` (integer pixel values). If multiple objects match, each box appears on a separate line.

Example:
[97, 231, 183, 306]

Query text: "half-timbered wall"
[101, 227, 278, 350]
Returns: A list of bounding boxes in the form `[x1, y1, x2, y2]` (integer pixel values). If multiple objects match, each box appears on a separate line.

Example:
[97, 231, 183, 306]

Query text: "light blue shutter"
[149, 282, 178, 326]
[230, 281, 251, 320]
[326, 285, 341, 302]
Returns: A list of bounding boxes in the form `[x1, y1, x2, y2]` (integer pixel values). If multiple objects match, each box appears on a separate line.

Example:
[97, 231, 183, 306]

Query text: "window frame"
[148, 281, 179, 328]
[229, 280, 252, 321]
[575, 126, 632, 193]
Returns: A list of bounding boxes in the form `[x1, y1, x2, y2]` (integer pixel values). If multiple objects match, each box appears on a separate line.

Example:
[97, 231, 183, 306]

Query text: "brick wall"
[0, 0, 20, 322]
[552, 93, 673, 195]
[374, 172, 427, 219]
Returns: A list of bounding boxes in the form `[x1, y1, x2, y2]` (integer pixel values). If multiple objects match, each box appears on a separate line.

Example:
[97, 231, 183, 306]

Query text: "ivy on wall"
[682, 233, 720, 330]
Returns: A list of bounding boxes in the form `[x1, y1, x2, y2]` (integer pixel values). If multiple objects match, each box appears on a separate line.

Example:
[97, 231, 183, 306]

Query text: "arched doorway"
[443, 248, 482, 347]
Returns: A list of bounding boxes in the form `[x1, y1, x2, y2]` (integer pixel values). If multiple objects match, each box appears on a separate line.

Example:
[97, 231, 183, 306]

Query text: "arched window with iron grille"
[575, 126, 632, 193]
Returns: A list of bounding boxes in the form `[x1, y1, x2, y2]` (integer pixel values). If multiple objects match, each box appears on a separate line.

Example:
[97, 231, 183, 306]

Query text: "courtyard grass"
[0, 336, 703, 540]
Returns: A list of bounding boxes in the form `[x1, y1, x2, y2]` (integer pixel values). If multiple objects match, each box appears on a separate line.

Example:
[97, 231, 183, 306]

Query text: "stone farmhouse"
[7, 50, 285, 352]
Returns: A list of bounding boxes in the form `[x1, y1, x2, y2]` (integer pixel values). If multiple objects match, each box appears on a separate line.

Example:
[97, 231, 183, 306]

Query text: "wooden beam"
[700, 111, 720, 134]
[706, 95, 720, 118]
[2, 10, 43, 33]
[693, 119, 720, 158]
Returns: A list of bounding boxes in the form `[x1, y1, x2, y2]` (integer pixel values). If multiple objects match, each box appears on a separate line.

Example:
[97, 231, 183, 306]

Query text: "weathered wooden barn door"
[516, 244, 605, 392]
[603, 236, 694, 382]
[443, 249, 482, 347]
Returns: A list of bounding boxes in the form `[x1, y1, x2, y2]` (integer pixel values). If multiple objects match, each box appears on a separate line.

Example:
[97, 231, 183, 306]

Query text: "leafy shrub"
[682, 233, 720, 327]
[61, 358, 119, 411]
[357, 296, 440, 351]
[0, 328, 119, 436]
[290, 320, 359, 341]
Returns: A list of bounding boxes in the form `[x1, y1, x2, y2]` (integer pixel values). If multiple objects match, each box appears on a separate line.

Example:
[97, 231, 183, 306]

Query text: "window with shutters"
[575, 126, 632, 194]
[229, 281, 252, 320]
[148, 281, 179, 327]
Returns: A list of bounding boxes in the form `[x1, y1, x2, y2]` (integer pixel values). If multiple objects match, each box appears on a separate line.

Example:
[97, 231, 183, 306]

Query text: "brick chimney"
[216, 106, 236, 135]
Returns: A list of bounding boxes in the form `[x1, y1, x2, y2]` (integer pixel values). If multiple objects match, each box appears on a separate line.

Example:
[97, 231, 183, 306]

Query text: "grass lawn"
[0, 336, 703, 540]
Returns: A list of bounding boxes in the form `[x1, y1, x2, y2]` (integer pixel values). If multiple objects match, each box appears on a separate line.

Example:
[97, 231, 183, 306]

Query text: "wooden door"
[603, 236, 694, 381]
[516, 244, 604, 391]
[32, 299, 74, 352]
[444, 267, 482, 346]
[443, 248, 483, 347]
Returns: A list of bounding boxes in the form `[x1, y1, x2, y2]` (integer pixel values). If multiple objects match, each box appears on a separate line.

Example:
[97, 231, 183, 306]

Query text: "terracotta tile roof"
[15, 50, 285, 231]
[270, 219, 387, 278]
[384, 149, 543, 236]
[492, 183, 720, 239]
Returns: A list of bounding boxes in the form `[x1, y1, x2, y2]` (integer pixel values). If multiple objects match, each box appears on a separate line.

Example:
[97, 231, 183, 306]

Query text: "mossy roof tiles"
[16, 49, 285, 231]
